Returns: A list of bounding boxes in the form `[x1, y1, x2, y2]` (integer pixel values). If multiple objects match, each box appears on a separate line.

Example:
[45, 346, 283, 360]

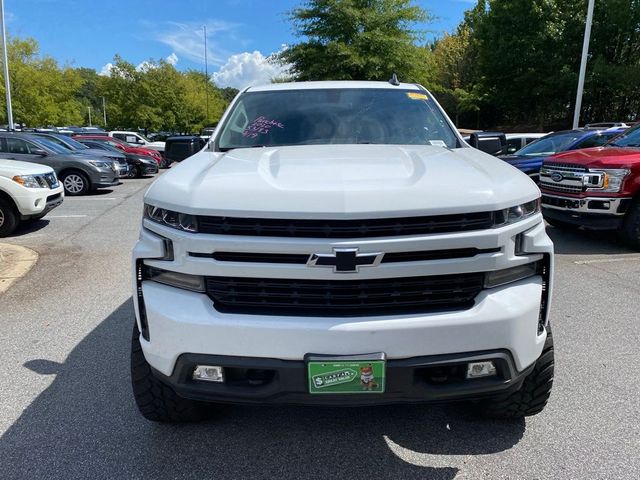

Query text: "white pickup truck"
[0, 159, 64, 236]
[131, 81, 554, 422]
[109, 131, 165, 154]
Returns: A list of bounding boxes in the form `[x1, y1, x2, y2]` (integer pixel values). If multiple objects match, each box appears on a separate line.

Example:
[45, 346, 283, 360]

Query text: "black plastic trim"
[191, 247, 501, 265]
[152, 350, 533, 406]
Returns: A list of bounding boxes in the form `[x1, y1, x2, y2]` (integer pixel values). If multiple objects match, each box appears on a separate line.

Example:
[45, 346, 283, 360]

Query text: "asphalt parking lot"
[1, 175, 639, 479]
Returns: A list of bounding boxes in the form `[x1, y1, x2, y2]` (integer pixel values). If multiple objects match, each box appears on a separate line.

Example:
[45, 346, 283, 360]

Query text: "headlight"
[12, 175, 43, 188]
[142, 265, 205, 292]
[88, 160, 113, 169]
[144, 204, 198, 232]
[494, 198, 541, 227]
[484, 261, 542, 288]
[584, 168, 629, 193]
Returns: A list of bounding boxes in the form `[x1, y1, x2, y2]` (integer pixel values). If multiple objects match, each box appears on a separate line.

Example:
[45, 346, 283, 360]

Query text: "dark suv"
[164, 136, 206, 163]
[0, 132, 120, 195]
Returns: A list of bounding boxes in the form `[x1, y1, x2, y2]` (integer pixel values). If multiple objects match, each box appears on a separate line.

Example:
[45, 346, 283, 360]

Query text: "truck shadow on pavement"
[545, 224, 636, 255]
[7, 219, 51, 237]
[0, 299, 525, 480]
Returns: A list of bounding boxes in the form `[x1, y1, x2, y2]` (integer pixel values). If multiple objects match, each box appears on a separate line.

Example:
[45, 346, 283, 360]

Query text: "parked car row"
[0, 131, 165, 237]
[470, 123, 640, 247]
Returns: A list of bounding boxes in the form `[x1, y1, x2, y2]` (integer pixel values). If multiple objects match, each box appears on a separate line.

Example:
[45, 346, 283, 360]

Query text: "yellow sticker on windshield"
[407, 92, 428, 100]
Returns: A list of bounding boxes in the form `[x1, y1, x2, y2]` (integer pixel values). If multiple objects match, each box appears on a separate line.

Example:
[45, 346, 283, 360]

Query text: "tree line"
[279, 0, 640, 131]
[1, 0, 639, 132]
[0, 37, 238, 133]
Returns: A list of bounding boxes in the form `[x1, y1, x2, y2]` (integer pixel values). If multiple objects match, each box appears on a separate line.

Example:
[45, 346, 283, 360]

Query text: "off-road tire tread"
[620, 199, 640, 249]
[130, 324, 211, 423]
[479, 330, 554, 419]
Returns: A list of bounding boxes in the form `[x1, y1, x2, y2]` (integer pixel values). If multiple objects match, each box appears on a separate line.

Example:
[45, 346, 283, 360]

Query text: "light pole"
[102, 96, 107, 127]
[204, 25, 209, 124]
[572, 0, 595, 129]
[0, 0, 14, 130]
[87, 106, 92, 127]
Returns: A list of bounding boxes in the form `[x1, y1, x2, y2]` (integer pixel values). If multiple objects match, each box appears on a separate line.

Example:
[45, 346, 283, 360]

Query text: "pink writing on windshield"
[242, 116, 285, 138]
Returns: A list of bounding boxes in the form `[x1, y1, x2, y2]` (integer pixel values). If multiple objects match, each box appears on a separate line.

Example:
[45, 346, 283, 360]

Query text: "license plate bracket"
[306, 353, 386, 394]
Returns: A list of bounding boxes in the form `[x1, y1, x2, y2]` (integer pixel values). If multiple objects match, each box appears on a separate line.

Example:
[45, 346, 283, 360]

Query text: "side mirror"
[32, 148, 48, 156]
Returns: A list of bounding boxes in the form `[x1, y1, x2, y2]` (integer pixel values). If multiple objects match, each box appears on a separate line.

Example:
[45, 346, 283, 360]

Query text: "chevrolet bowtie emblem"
[307, 248, 384, 273]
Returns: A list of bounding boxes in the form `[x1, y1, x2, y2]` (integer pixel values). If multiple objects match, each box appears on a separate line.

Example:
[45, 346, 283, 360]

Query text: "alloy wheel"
[0, 208, 5, 227]
[63, 174, 85, 194]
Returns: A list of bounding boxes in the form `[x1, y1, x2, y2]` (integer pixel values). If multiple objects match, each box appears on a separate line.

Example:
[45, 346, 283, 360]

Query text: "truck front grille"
[197, 212, 495, 238]
[205, 273, 484, 316]
[540, 163, 586, 194]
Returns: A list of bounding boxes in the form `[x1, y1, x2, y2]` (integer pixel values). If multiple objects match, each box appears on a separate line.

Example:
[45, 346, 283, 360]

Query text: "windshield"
[608, 125, 640, 147]
[216, 88, 460, 151]
[59, 135, 89, 150]
[516, 132, 582, 156]
[32, 137, 73, 154]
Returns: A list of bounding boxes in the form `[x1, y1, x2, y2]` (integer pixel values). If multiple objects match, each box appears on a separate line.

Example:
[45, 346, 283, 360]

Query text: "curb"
[0, 243, 39, 294]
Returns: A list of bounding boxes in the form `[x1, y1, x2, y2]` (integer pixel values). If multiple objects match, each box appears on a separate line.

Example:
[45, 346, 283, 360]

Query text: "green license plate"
[307, 354, 386, 394]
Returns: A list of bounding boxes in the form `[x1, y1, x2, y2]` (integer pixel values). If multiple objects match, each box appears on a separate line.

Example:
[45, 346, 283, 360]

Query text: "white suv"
[0, 159, 64, 236]
[131, 81, 554, 422]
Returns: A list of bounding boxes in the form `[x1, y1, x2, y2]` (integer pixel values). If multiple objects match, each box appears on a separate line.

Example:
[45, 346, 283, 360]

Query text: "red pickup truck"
[539, 124, 640, 248]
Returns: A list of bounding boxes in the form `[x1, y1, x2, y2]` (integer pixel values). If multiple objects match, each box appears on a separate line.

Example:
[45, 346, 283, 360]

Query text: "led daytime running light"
[144, 204, 198, 232]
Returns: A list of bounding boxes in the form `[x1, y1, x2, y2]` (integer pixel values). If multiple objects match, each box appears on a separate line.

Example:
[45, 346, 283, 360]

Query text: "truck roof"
[246, 80, 422, 93]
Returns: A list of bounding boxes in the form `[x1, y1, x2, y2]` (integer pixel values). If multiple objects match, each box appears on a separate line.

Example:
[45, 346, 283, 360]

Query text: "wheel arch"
[0, 189, 19, 214]
[58, 168, 92, 187]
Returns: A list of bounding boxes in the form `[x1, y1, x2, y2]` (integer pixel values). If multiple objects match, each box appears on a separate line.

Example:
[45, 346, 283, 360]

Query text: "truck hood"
[547, 146, 640, 169]
[145, 145, 540, 218]
[0, 159, 54, 178]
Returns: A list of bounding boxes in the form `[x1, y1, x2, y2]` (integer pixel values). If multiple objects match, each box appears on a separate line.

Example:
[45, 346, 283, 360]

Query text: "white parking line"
[574, 256, 640, 265]
[67, 197, 119, 200]
[47, 215, 89, 218]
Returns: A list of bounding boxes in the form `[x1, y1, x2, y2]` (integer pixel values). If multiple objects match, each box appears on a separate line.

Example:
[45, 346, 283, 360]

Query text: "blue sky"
[6, 0, 473, 88]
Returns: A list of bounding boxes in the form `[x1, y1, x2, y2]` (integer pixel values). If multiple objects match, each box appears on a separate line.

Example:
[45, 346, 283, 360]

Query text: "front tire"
[128, 165, 140, 178]
[61, 171, 90, 196]
[130, 324, 212, 423]
[619, 199, 640, 249]
[0, 198, 19, 237]
[477, 329, 554, 418]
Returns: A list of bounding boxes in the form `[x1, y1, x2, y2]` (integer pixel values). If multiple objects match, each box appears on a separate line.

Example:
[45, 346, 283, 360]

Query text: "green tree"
[278, 0, 431, 82]
[0, 36, 84, 126]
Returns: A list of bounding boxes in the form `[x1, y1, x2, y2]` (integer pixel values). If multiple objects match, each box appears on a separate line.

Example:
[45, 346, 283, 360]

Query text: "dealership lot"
[0, 176, 638, 480]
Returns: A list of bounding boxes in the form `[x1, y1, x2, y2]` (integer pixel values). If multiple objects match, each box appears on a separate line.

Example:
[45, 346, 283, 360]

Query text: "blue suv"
[498, 128, 626, 181]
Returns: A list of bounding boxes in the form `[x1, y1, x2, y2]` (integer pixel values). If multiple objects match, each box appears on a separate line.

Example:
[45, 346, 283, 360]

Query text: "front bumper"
[14, 185, 64, 217]
[116, 165, 129, 178]
[133, 214, 553, 404]
[143, 163, 159, 175]
[138, 276, 547, 380]
[541, 193, 630, 229]
[152, 349, 535, 406]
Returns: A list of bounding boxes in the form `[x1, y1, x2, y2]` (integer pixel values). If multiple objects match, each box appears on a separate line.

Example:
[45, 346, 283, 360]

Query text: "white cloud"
[99, 62, 114, 76]
[152, 20, 237, 66]
[165, 52, 178, 66]
[136, 60, 154, 72]
[212, 51, 290, 89]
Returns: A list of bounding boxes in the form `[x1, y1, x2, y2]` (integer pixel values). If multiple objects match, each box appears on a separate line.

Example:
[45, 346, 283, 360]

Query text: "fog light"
[466, 361, 497, 379]
[193, 365, 224, 382]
